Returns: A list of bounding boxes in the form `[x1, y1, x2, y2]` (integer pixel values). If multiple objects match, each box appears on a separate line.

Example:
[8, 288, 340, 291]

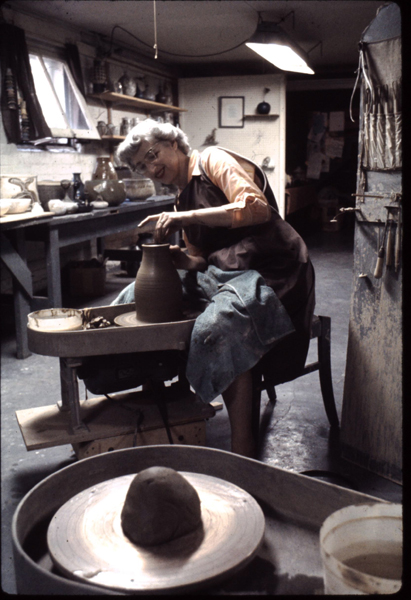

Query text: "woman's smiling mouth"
[155, 166, 165, 180]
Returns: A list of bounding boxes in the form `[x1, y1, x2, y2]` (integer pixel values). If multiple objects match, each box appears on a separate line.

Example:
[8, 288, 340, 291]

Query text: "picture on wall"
[218, 96, 244, 128]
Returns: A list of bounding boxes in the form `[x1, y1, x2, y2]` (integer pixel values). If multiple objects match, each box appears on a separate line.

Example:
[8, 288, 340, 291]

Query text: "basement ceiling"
[10, 0, 388, 77]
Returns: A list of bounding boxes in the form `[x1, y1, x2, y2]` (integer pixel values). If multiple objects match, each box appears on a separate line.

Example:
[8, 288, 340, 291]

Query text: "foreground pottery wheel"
[134, 243, 183, 323]
[46, 471, 265, 594]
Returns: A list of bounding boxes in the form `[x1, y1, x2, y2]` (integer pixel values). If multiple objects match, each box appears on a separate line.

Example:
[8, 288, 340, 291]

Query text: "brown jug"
[92, 157, 118, 180]
[134, 244, 183, 323]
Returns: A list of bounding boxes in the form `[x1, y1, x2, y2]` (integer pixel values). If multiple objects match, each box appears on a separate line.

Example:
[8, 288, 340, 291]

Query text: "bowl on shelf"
[6, 197, 32, 214]
[123, 178, 155, 200]
[84, 180, 126, 206]
[0, 198, 13, 216]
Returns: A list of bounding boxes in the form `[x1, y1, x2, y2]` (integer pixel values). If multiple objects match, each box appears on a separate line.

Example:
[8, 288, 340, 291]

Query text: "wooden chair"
[251, 315, 339, 445]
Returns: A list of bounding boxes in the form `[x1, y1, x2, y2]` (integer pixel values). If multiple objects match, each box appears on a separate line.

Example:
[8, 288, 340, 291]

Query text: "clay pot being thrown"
[134, 244, 183, 323]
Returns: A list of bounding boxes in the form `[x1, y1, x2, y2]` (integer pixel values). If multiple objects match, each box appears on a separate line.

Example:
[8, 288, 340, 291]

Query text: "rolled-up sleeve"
[200, 147, 272, 228]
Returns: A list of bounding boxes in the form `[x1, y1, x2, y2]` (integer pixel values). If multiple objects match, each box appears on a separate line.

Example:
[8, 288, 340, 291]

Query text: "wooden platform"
[16, 390, 216, 457]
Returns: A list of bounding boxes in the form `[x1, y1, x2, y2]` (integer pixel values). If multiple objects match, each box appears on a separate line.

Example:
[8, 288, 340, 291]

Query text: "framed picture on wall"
[218, 96, 244, 128]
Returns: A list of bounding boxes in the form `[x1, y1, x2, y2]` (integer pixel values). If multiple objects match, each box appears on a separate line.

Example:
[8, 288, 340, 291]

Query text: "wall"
[178, 74, 286, 215]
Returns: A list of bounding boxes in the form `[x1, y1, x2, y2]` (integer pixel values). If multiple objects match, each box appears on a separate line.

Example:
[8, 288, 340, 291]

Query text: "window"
[29, 52, 99, 140]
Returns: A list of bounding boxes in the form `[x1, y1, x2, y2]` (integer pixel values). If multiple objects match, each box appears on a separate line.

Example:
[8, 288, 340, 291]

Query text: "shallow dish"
[7, 197, 32, 214]
[0, 198, 12, 216]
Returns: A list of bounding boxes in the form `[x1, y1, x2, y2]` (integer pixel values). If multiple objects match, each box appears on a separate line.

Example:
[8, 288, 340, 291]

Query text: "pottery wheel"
[47, 472, 265, 594]
[114, 311, 189, 328]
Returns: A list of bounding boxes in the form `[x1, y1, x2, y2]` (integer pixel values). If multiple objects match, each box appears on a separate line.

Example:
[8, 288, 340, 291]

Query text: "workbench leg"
[58, 357, 88, 432]
[46, 228, 62, 307]
[11, 230, 32, 359]
[97, 236, 105, 256]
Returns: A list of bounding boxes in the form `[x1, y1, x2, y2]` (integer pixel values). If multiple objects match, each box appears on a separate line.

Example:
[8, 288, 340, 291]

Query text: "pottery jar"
[134, 244, 183, 323]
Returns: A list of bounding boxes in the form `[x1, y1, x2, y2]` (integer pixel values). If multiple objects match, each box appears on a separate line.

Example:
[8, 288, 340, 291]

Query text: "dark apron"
[177, 148, 315, 369]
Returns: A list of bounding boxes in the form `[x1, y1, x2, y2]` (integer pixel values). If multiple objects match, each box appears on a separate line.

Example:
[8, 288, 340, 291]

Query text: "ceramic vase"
[134, 244, 183, 323]
[92, 157, 118, 180]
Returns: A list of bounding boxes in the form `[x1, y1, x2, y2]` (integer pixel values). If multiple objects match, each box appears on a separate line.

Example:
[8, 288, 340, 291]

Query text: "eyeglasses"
[132, 143, 161, 175]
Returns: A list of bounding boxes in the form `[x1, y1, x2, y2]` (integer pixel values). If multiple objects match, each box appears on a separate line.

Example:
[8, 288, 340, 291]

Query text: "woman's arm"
[137, 147, 272, 240]
[137, 205, 234, 241]
[169, 245, 207, 271]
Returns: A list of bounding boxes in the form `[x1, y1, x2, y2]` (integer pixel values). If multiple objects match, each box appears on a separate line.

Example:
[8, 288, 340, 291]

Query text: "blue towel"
[111, 266, 294, 402]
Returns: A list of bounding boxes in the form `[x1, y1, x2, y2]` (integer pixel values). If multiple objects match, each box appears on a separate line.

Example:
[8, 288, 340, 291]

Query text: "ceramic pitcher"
[134, 244, 183, 323]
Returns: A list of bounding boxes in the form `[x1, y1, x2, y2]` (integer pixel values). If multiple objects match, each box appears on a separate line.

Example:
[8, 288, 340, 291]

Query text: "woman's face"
[131, 139, 180, 185]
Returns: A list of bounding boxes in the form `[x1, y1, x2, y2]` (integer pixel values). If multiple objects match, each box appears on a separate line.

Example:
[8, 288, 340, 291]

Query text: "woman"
[115, 119, 315, 458]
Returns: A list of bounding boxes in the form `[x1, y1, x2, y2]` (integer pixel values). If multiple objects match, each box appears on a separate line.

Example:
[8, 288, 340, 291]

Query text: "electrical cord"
[106, 23, 256, 60]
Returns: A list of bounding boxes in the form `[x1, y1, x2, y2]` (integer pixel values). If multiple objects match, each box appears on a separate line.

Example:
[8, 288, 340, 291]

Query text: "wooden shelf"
[243, 114, 279, 119]
[88, 91, 187, 113]
[101, 135, 125, 141]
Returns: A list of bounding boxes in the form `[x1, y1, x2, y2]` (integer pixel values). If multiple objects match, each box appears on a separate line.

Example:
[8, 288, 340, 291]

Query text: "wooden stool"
[251, 315, 339, 446]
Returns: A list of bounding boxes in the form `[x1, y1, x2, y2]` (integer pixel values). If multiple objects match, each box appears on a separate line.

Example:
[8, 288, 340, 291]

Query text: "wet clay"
[121, 467, 202, 546]
[134, 244, 183, 323]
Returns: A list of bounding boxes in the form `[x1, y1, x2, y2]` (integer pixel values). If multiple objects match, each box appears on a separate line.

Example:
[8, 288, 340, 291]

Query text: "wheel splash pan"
[27, 303, 196, 357]
[12, 445, 384, 595]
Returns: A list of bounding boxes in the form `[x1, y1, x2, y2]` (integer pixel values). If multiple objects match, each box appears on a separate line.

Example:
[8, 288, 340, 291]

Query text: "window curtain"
[0, 23, 52, 143]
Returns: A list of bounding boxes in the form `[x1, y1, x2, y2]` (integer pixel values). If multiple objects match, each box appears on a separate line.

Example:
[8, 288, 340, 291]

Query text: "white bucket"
[27, 308, 83, 332]
[320, 502, 402, 594]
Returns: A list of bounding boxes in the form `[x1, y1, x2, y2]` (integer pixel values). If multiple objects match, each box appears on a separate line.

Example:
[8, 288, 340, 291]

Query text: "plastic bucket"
[320, 503, 402, 594]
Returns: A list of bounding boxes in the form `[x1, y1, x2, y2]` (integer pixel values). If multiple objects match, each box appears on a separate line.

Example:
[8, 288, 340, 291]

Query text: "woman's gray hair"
[116, 118, 191, 169]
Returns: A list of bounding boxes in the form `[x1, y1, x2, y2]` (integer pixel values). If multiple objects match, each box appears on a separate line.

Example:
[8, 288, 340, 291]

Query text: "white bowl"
[7, 197, 32, 214]
[0, 198, 12, 216]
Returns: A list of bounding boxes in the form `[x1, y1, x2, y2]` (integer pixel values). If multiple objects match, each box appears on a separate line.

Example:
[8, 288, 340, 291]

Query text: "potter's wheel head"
[47, 472, 265, 594]
[114, 310, 192, 327]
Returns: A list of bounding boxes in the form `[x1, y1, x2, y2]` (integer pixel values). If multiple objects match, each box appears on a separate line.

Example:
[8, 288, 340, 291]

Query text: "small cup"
[108, 124, 119, 136]
[97, 121, 108, 136]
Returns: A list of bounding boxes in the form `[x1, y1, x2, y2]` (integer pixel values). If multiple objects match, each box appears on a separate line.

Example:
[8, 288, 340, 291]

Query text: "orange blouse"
[186, 147, 272, 228]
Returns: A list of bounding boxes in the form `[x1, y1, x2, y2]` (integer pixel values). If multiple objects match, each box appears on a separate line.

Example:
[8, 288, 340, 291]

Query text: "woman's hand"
[138, 212, 184, 243]
[169, 245, 207, 271]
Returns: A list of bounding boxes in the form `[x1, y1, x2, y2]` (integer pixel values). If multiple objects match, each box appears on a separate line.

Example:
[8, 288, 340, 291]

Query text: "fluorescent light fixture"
[246, 22, 314, 75]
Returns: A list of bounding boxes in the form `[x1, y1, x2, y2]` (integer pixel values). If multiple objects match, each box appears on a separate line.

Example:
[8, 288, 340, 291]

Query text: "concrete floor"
[1, 226, 402, 594]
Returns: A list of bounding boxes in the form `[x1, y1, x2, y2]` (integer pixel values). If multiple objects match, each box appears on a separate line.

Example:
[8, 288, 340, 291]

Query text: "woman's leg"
[222, 370, 257, 458]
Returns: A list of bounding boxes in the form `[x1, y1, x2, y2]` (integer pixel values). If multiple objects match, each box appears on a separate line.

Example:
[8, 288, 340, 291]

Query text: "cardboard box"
[69, 261, 106, 297]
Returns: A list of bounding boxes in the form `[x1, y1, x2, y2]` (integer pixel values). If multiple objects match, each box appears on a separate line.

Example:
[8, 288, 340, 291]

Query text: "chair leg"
[251, 369, 263, 449]
[266, 384, 277, 405]
[318, 316, 339, 428]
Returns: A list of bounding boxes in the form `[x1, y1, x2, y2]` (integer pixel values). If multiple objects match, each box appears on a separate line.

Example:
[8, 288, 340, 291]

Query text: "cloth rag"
[111, 266, 295, 402]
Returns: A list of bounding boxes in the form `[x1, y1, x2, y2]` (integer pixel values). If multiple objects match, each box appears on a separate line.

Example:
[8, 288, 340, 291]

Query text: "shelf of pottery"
[89, 91, 187, 139]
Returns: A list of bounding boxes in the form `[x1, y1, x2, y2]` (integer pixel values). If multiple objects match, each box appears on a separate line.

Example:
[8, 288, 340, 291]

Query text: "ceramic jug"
[134, 244, 183, 323]
[92, 157, 118, 180]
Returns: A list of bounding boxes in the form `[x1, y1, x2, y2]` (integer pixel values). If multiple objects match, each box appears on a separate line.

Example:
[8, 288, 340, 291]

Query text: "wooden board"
[72, 421, 206, 459]
[0, 210, 54, 224]
[16, 391, 215, 451]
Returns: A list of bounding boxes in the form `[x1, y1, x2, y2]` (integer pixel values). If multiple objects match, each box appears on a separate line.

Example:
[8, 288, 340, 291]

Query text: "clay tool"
[395, 206, 401, 273]
[374, 216, 389, 279]
[385, 218, 394, 267]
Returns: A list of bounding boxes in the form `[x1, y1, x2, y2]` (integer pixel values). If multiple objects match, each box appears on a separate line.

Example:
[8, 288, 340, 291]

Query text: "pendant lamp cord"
[153, 0, 158, 59]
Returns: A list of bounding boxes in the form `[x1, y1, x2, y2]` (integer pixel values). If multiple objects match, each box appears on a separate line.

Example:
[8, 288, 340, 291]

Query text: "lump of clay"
[121, 466, 202, 546]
